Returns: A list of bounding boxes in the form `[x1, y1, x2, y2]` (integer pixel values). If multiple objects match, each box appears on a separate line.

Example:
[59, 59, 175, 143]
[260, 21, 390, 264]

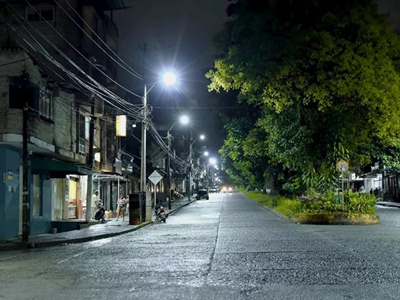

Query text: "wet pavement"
[1, 199, 398, 251]
[0, 197, 196, 251]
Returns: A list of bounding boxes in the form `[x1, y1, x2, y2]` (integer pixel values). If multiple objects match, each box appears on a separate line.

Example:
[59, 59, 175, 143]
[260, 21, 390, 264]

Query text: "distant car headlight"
[222, 187, 227, 192]
[228, 187, 232, 192]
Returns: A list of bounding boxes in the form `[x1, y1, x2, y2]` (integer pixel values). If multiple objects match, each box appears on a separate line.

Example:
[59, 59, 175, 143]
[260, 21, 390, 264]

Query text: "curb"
[0, 222, 153, 251]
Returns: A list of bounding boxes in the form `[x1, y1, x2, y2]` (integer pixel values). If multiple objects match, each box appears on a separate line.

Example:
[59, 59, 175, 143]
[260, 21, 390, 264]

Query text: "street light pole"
[167, 132, 172, 209]
[166, 116, 188, 208]
[140, 83, 148, 221]
[139, 71, 177, 218]
[188, 129, 192, 202]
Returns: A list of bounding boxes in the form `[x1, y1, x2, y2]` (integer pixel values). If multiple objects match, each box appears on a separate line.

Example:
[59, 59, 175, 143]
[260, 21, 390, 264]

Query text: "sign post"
[148, 171, 163, 212]
[336, 160, 349, 211]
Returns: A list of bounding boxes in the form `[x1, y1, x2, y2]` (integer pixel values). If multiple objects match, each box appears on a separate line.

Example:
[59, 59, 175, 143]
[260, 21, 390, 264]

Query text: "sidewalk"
[376, 201, 400, 208]
[0, 197, 196, 251]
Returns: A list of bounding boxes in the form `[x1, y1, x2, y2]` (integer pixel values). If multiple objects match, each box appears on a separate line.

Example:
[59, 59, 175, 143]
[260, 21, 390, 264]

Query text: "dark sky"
[112, 0, 400, 158]
[379, 0, 400, 30]
[113, 0, 228, 157]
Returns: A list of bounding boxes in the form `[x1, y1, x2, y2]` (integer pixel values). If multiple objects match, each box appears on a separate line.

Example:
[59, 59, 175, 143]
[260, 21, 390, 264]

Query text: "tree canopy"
[207, 0, 400, 193]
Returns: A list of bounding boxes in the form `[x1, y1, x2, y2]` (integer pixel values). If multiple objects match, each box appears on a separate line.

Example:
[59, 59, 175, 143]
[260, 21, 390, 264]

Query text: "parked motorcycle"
[155, 204, 167, 223]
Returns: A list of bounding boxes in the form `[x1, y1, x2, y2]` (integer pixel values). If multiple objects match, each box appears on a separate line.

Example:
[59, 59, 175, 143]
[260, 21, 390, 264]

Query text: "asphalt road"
[1, 192, 400, 300]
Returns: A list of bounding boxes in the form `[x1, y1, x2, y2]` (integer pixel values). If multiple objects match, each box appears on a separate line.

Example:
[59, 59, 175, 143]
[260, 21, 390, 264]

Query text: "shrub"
[299, 190, 377, 214]
[243, 189, 377, 218]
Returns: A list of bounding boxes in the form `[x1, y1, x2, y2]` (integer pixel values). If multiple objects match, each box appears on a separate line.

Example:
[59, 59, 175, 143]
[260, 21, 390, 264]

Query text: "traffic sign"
[336, 160, 348, 172]
[148, 171, 163, 184]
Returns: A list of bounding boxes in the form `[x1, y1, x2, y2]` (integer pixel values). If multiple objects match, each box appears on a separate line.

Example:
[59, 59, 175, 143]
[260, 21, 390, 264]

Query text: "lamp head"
[162, 71, 177, 86]
[180, 115, 189, 125]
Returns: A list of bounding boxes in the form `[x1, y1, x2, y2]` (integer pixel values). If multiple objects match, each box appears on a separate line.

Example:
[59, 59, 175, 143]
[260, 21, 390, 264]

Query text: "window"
[26, 5, 55, 22]
[39, 86, 53, 119]
[85, 116, 90, 140]
[9, 76, 35, 109]
[32, 175, 42, 217]
[78, 114, 86, 154]
[9, 76, 53, 119]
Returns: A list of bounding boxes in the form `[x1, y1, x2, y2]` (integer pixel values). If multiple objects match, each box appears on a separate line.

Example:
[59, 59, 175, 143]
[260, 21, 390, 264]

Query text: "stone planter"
[294, 213, 379, 225]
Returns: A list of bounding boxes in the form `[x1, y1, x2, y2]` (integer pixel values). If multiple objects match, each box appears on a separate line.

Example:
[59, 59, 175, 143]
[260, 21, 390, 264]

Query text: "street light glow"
[180, 115, 189, 125]
[162, 71, 177, 86]
[200, 134, 205, 140]
[204, 151, 209, 156]
[209, 157, 217, 165]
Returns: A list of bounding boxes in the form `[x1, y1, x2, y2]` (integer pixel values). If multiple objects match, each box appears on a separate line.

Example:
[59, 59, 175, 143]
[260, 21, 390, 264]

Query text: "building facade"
[0, 0, 134, 241]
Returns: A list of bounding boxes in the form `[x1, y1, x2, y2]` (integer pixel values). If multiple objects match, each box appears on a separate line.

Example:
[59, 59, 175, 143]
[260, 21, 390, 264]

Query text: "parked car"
[209, 186, 220, 193]
[196, 189, 209, 200]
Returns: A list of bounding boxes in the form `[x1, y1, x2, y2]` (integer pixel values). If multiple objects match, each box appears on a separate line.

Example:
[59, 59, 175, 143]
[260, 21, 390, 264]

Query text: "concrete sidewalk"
[377, 201, 400, 208]
[0, 197, 196, 251]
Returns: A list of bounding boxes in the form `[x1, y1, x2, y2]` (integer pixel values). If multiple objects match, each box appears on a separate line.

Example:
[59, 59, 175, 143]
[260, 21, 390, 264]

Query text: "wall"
[30, 175, 52, 236]
[0, 145, 21, 241]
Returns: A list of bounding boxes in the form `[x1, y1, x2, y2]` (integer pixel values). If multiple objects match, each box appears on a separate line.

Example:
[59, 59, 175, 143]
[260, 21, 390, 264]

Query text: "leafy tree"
[207, 0, 400, 193]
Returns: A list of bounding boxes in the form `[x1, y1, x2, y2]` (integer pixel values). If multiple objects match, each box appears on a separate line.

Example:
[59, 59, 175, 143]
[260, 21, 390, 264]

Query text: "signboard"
[148, 171, 163, 184]
[336, 160, 348, 172]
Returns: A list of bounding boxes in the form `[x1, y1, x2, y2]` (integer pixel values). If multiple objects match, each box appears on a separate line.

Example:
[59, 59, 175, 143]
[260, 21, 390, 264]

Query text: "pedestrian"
[91, 191, 100, 218]
[116, 196, 127, 221]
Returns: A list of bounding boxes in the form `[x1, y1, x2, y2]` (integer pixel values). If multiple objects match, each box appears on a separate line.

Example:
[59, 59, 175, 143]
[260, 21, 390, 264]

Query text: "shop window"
[32, 175, 42, 217]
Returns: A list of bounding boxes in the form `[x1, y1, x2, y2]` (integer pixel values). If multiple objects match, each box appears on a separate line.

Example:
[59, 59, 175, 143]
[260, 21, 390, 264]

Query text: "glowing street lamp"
[162, 71, 177, 86]
[140, 71, 177, 221]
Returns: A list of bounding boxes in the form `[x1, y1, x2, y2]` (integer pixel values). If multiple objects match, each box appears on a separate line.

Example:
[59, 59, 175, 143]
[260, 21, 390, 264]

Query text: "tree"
[207, 0, 400, 192]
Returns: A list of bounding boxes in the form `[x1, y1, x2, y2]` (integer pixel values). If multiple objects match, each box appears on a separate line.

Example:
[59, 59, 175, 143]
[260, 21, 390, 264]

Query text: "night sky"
[113, 0, 400, 158]
[114, 0, 228, 157]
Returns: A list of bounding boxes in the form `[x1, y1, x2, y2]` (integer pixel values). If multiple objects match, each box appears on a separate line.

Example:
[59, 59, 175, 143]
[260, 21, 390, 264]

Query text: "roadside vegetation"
[243, 189, 377, 219]
[206, 0, 400, 219]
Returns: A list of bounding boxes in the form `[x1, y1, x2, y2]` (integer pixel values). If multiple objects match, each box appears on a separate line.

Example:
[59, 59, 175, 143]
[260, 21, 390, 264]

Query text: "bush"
[243, 189, 377, 217]
[299, 190, 376, 214]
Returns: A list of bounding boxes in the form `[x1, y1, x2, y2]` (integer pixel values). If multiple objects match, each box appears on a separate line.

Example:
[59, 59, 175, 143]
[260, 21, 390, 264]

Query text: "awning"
[31, 157, 92, 178]
[93, 173, 129, 181]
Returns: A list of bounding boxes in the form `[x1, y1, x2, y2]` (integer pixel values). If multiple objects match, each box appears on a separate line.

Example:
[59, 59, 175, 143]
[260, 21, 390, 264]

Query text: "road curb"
[0, 199, 197, 251]
[0, 222, 153, 251]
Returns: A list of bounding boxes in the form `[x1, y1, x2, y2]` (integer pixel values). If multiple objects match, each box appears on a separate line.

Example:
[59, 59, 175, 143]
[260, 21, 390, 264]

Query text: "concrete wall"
[30, 175, 52, 236]
[0, 145, 21, 241]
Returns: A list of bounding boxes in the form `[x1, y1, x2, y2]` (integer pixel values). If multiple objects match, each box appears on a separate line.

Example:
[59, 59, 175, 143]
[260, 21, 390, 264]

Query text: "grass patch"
[243, 191, 301, 217]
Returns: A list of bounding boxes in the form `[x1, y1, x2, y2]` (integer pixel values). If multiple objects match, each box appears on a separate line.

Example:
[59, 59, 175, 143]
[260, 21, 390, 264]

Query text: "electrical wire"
[53, 0, 143, 80]
[27, 0, 143, 98]
[3, 2, 190, 169]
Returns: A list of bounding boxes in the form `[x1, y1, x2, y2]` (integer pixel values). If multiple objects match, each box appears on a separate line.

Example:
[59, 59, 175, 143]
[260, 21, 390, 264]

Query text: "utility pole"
[167, 133, 172, 209]
[85, 95, 95, 222]
[188, 130, 192, 202]
[22, 103, 29, 243]
[140, 83, 148, 222]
